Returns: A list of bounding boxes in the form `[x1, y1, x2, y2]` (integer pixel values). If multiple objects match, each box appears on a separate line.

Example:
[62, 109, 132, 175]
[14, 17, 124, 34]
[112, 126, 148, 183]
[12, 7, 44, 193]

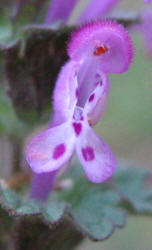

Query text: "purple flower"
[45, 0, 78, 25]
[77, 0, 121, 24]
[27, 62, 113, 183]
[26, 21, 133, 184]
[144, 0, 152, 3]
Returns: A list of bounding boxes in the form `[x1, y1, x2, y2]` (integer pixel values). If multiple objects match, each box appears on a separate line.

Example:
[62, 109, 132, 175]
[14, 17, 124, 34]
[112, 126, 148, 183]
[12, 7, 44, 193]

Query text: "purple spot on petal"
[82, 147, 95, 161]
[72, 122, 82, 136]
[76, 88, 79, 98]
[53, 144, 66, 159]
[99, 80, 103, 86]
[89, 93, 95, 102]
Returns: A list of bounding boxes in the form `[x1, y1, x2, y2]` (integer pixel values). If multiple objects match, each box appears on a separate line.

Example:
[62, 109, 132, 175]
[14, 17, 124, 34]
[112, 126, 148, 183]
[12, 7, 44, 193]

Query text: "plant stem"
[9, 135, 22, 175]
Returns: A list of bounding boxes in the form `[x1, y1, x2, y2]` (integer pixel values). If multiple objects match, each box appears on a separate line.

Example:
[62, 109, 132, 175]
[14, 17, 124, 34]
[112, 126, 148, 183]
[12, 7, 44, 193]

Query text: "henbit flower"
[26, 21, 133, 183]
[45, 0, 79, 25]
[26, 61, 114, 183]
[77, 0, 121, 24]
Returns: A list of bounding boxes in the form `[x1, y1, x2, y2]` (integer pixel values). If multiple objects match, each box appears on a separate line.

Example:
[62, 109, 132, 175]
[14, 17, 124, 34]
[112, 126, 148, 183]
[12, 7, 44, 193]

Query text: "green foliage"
[0, 165, 152, 245]
[114, 167, 152, 213]
[0, 13, 12, 44]
[0, 89, 28, 136]
[70, 187, 126, 240]
[0, 183, 21, 211]
[41, 199, 68, 223]
[15, 200, 41, 216]
[0, 183, 68, 222]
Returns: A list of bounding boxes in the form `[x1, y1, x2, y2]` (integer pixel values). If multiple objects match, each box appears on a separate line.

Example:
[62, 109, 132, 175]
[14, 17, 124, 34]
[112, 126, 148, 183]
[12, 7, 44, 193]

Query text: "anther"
[93, 46, 108, 56]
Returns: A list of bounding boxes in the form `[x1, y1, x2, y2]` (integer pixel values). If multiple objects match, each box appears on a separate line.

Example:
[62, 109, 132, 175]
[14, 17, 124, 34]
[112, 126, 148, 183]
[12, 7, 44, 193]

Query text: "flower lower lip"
[72, 122, 82, 136]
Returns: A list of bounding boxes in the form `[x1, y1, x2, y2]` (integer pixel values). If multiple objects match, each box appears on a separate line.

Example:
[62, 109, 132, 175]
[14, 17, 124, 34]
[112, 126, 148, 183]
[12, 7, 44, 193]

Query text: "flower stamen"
[93, 46, 108, 56]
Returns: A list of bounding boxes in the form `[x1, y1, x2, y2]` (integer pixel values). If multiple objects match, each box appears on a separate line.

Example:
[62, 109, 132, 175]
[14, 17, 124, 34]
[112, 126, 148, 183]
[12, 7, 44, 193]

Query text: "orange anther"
[93, 46, 108, 56]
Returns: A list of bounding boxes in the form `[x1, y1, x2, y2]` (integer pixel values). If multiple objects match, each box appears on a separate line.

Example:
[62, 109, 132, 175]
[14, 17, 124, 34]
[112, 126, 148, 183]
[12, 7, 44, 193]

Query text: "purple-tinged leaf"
[1, 26, 70, 123]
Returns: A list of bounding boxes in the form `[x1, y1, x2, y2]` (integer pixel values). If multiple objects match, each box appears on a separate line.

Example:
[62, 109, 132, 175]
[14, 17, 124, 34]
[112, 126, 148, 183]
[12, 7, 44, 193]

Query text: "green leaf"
[15, 200, 41, 216]
[0, 88, 28, 136]
[15, 198, 68, 223]
[0, 185, 82, 249]
[41, 200, 68, 224]
[69, 187, 126, 241]
[1, 165, 152, 243]
[0, 184, 68, 224]
[0, 183, 40, 216]
[0, 184, 21, 211]
[114, 167, 152, 214]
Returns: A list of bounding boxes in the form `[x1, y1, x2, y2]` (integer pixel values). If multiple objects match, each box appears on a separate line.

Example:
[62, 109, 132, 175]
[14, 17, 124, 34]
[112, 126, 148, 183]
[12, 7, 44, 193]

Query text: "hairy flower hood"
[68, 20, 133, 73]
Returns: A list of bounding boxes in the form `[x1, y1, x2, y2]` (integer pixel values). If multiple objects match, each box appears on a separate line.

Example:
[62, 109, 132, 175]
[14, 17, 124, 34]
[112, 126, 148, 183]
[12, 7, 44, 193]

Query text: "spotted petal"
[84, 72, 110, 126]
[26, 122, 75, 173]
[76, 122, 116, 183]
